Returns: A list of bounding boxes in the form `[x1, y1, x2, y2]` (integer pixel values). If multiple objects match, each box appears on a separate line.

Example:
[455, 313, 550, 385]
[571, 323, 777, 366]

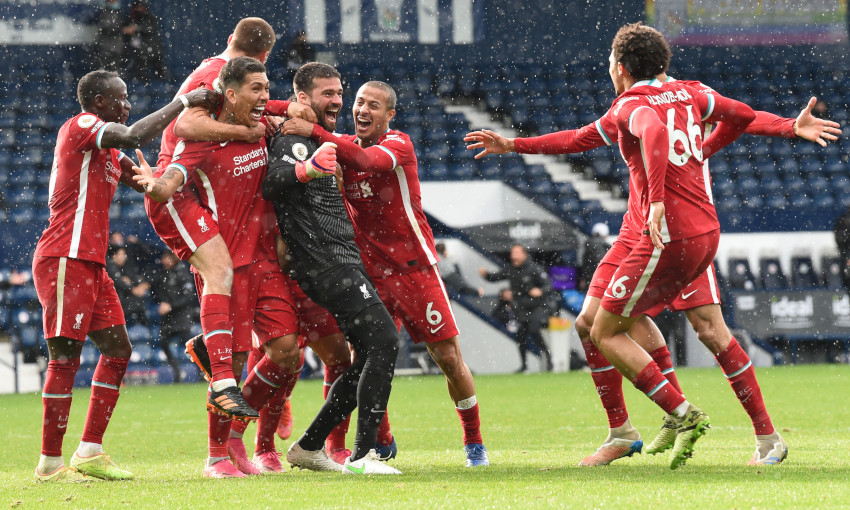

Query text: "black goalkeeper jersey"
[263, 132, 363, 281]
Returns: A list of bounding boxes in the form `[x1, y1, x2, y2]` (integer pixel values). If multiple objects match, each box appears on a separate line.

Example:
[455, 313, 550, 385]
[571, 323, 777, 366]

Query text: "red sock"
[230, 348, 265, 436]
[716, 338, 774, 435]
[632, 362, 686, 415]
[456, 402, 483, 445]
[41, 358, 80, 457]
[250, 352, 302, 454]
[324, 361, 352, 451]
[242, 355, 286, 411]
[200, 294, 233, 382]
[81, 355, 128, 445]
[208, 402, 232, 458]
[255, 386, 287, 454]
[582, 341, 628, 428]
[649, 345, 682, 393]
[377, 409, 393, 447]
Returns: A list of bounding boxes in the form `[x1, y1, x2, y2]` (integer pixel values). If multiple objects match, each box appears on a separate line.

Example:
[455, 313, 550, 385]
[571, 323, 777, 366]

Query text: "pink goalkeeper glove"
[295, 142, 337, 183]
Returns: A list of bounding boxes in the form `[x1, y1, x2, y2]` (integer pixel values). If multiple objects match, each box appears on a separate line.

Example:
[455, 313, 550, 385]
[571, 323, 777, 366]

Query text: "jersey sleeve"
[513, 116, 616, 154]
[616, 99, 668, 203]
[167, 140, 206, 189]
[688, 80, 791, 138]
[263, 133, 317, 198]
[265, 99, 292, 117]
[312, 124, 398, 173]
[68, 114, 112, 152]
[745, 111, 795, 138]
[694, 89, 756, 159]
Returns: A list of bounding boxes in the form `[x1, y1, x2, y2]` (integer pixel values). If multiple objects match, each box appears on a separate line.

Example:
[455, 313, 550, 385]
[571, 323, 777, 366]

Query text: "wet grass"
[1, 365, 848, 508]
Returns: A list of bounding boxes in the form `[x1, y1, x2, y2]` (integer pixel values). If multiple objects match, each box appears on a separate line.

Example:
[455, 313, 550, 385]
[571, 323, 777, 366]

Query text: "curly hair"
[611, 22, 671, 81]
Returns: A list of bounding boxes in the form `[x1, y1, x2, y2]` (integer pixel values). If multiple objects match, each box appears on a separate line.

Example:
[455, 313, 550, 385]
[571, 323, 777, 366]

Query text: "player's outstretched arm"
[701, 94, 756, 159]
[132, 149, 184, 202]
[100, 88, 219, 149]
[281, 118, 396, 172]
[175, 106, 265, 144]
[466, 122, 611, 158]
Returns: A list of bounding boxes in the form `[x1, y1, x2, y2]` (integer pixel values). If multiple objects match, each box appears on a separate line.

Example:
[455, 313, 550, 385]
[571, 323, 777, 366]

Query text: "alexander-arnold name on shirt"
[645, 88, 693, 106]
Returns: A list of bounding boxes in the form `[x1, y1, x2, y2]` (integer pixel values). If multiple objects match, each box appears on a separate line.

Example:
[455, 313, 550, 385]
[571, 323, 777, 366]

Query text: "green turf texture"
[2, 365, 848, 508]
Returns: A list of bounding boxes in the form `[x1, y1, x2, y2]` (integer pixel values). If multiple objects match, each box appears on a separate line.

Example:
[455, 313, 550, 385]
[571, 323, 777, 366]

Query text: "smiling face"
[223, 71, 270, 127]
[96, 76, 131, 124]
[353, 84, 395, 147]
[300, 76, 343, 131]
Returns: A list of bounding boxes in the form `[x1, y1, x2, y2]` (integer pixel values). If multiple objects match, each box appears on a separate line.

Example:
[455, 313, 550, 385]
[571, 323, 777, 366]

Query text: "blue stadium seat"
[449, 162, 478, 180]
[128, 323, 152, 344]
[812, 193, 835, 208]
[715, 195, 741, 212]
[727, 258, 757, 290]
[741, 193, 764, 209]
[760, 257, 787, 290]
[10, 207, 36, 223]
[790, 256, 820, 289]
[477, 161, 501, 180]
[822, 256, 844, 290]
[557, 196, 581, 214]
[425, 163, 449, 181]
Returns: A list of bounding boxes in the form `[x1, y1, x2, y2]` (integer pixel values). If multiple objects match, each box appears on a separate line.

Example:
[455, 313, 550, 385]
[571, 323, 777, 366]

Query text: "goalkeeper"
[263, 62, 402, 476]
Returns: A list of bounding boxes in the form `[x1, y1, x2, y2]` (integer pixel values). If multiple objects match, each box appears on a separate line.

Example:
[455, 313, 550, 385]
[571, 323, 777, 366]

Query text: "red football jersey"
[167, 138, 276, 268]
[35, 113, 124, 264]
[610, 79, 720, 242]
[157, 55, 228, 169]
[157, 54, 288, 171]
[338, 130, 438, 277]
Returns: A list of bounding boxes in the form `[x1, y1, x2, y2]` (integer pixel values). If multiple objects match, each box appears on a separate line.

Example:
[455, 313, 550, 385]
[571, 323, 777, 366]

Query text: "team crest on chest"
[198, 217, 209, 233]
[292, 143, 309, 161]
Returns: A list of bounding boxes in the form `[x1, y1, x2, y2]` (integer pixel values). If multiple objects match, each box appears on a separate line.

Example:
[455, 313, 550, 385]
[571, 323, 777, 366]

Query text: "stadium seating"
[3, 41, 850, 379]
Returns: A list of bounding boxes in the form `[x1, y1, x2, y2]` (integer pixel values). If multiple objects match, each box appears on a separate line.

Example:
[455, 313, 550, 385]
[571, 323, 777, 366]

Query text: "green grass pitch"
[1, 365, 848, 508]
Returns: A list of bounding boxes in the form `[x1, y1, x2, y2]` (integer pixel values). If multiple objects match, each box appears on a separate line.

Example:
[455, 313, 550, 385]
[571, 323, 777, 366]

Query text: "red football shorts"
[587, 236, 635, 300]
[32, 256, 125, 341]
[600, 229, 720, 318]
[145, 179, 219, 261]
[372, 265, 459, 343]
[588, 236, 722, 317]
[290, 279, 341, 349]
[195, 260, 298, 352]
[646, 262, 722, 316]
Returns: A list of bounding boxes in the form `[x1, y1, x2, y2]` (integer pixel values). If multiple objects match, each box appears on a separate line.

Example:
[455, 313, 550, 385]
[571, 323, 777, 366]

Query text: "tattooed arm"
[131, 149, 186, 203]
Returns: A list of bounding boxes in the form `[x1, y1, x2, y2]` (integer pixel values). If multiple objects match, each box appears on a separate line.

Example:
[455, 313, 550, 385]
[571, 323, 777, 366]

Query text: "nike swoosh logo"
[429, 323, 446, 334]
[345, 463, 365, 474]
[220, 356, 232, 361]
[681, 290, 698, 300]
[370, 408, 386, 414]
[603, 291, 615, 299]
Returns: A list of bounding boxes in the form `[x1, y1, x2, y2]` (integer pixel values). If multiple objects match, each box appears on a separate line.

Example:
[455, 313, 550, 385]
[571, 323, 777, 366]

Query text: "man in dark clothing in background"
[126, 0, 168, 80]
[481, 244, 554, 372]
[106, 243, 149, 326]
[150, 250, 197, 382]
